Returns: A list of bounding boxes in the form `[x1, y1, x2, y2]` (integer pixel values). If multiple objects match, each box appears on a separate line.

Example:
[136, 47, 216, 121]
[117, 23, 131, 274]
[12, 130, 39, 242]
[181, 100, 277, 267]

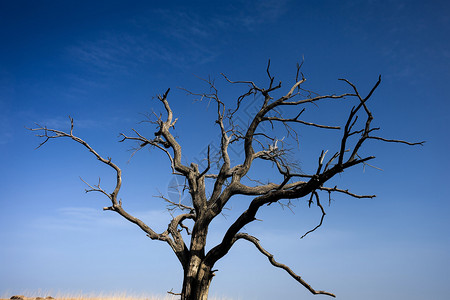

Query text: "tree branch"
[235, 233, 336, 297]
[156, 89, 191, 175]
[29, 117, 188, 265]
[318, 186, 376, 199]
[368, 136, 425, 146]
[301, 191, 326, 239]
[262, 115, 341, 130]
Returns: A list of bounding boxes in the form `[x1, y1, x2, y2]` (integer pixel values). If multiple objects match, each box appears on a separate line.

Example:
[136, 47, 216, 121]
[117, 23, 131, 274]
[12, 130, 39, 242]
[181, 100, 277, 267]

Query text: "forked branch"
[28, 117, 189, 265]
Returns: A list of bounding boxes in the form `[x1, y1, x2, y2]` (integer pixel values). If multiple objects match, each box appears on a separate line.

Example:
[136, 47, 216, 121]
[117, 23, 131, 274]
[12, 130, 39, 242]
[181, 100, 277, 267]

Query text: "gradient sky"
[1, 1, 449, 299]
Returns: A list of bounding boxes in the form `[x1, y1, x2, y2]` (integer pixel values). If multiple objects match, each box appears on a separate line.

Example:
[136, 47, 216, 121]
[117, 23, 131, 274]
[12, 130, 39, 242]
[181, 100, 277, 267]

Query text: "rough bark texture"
[181, 256, 213, 300]
[30, 61, 423, 299]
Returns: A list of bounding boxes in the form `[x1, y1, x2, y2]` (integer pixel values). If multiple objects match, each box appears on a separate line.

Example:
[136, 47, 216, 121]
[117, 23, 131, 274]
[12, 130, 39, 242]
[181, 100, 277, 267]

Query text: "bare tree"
[29, 61, 423, 300]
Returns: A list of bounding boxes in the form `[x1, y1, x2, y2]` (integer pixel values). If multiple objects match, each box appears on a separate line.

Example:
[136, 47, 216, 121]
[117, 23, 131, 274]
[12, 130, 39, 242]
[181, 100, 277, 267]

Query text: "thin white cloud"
[31, 115, 106, 132]
[0, 70, 14, 145]
[66, 2, 291, 76]
[67, 34, 145, 75]
[34, 206, 171, 233]
[0, 117, 12, 145]
[67, 31, 218, 75]
[235, 0, 290, 30]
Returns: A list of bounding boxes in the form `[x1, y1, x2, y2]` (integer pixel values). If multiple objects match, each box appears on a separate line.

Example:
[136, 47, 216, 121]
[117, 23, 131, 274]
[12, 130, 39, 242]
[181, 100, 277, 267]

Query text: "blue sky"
[1, 0, 449, 299]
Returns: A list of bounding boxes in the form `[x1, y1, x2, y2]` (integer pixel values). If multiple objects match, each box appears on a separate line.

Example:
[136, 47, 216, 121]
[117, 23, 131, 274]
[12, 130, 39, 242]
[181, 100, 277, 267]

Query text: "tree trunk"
[181, 255, 213, 300]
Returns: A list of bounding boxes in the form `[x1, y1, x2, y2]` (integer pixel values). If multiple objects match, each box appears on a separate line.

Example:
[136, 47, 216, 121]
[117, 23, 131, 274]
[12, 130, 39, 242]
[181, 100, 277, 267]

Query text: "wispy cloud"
[34, 206, 171, 233]
[67, 31, 218, 77]
[0, 70, 14, 145]
[30, 115, 106, 132]
[0, 120, 12, 145]
[66, 1, 291, 76]
[67, 34, 148, 75]
[229, 0, 290, 30]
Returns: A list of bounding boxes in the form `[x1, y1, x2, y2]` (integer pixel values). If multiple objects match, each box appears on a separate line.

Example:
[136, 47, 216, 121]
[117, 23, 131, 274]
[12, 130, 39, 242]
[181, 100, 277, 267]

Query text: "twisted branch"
[235, 233, 336, 297]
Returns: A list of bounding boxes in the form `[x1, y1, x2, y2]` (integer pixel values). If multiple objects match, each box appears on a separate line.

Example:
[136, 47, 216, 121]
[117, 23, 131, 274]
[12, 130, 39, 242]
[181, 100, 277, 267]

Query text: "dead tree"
[30, 61, 423, 300]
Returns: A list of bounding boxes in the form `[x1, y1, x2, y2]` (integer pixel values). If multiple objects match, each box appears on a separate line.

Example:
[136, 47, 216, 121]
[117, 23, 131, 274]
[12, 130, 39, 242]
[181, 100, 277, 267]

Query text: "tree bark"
[181, 255, 213, 300]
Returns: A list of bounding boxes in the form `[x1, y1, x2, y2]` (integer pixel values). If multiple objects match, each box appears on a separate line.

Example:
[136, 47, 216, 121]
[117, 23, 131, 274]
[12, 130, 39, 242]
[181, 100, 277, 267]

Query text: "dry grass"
[0, 291, 234, 300]
[1, 292, 176, 300]
[1, 291, 176, 300]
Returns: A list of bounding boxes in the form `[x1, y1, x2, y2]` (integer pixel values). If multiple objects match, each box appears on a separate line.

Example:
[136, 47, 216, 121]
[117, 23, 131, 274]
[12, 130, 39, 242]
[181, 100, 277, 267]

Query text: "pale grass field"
[0, 291, 234, 300]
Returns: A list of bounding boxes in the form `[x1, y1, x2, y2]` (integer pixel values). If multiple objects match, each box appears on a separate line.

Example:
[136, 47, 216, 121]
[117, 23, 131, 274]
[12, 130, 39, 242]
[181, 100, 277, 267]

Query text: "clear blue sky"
[1, 1, 449, 299]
